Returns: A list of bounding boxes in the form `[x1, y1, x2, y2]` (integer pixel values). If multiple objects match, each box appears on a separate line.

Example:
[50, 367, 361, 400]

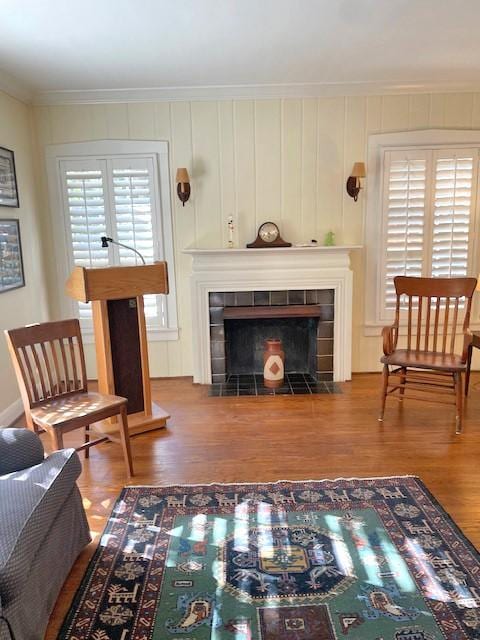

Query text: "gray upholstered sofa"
[0, 428, 90, 640]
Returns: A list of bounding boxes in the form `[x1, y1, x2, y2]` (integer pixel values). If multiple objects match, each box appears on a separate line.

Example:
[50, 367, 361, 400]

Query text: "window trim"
[46, 139, 178, 341]
[364, 129, 480, 336]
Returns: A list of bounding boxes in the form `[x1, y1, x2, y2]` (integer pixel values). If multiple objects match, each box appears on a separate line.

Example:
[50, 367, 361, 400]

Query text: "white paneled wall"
[32, 93, 480, 377]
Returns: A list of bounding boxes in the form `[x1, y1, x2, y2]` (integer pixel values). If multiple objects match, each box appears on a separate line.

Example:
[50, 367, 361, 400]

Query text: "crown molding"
[33, 80, 480, 106]
[0, 68, 33, 104]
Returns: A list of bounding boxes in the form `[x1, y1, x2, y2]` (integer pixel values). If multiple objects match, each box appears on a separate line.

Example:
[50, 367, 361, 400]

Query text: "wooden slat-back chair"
[5, 319, 134, 476]
[379, 276, 477, 434]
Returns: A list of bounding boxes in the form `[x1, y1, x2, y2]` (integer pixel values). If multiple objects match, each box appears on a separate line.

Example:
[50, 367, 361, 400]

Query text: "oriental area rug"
[59, 477, 480, 640]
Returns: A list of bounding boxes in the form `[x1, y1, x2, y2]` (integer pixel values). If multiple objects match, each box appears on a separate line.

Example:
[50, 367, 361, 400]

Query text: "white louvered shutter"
[110, 159, 156, 265]
[108, 157, 164, 324]
[431, 150, 476, 278]
[60, 159, 109, 322]
[382, 150, 427, 309]
[61, 160, 109, 267]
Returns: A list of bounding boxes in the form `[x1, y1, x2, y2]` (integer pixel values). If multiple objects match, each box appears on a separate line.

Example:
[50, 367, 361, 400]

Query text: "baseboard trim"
[0, 398, 24, 427]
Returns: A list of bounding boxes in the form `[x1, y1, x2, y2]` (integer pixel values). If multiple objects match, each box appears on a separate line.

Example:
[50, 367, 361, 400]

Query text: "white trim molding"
[183, 245, 361, 384]
[0, 398, 23, 427]
[33, 81, 480, 106]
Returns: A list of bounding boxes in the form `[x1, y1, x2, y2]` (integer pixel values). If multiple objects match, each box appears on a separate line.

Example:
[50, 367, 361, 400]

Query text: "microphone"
[100, 236, 146, 265]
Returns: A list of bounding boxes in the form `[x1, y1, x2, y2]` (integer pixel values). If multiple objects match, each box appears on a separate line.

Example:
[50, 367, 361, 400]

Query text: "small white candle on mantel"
[227, 216, 234, 248]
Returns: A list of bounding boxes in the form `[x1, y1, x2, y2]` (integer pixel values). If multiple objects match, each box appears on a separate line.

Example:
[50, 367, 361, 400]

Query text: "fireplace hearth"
[208, 372, 341, 396]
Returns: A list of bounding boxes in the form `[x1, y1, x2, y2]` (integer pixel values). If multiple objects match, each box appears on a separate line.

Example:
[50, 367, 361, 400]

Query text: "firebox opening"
[225, 317, 318, 377]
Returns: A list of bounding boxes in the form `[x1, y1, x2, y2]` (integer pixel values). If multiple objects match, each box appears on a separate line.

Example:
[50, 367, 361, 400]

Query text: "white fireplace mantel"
[183, 245, 361, 384]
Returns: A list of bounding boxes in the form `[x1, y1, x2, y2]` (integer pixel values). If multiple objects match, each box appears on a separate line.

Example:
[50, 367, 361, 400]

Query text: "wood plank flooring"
[41, 373, 480, 639]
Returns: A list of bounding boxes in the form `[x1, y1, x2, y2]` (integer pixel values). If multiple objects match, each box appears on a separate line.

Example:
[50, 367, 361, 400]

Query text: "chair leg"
[379, 364, 389, 422]
[51, 428, 64, 450]
[454, 372, 463, 435]
[25, 412, 38, 433]
[85, 426, 90, 459]
[465, 344, 473, 396]
[399, 367, 407, 399]
[119, 405, 134, 477]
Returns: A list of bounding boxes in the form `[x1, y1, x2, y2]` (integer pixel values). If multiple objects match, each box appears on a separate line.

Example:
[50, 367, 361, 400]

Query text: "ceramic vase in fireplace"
[263, 338, 285, 388]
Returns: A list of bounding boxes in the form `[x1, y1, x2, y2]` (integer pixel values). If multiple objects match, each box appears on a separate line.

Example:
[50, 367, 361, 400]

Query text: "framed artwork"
[0, 219, 25, 293]
[0, 146, 19, 207]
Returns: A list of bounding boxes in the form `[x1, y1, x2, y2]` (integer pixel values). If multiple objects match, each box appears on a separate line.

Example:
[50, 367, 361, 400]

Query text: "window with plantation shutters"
[365, 131, 480, 332]
[49, 141, 177, 339]
[378, 146, 479, 317]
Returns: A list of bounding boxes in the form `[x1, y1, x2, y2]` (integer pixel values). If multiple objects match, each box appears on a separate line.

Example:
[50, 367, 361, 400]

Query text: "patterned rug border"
[126, 473, 418, 489]
[59, 475, 480, 640]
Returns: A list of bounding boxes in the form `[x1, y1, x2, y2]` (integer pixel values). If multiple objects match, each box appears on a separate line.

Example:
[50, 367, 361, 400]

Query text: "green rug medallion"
[59, 477, 480, 640]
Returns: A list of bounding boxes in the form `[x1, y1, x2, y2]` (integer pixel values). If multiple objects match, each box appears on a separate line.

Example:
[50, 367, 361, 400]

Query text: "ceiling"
[1, 0, 479, 101]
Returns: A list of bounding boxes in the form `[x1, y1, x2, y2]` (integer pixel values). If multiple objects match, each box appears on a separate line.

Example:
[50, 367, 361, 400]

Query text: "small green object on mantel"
[324, 231, 335, 246]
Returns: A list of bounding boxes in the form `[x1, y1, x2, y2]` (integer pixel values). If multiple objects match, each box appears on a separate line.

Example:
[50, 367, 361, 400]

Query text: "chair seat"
[31, 391, 127, 429]
[381, 349, 466, 371]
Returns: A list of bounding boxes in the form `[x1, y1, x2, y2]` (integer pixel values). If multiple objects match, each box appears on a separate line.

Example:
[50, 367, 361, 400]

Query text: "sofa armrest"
[0, 448, 83, 599]
[0, 429, 44, 476]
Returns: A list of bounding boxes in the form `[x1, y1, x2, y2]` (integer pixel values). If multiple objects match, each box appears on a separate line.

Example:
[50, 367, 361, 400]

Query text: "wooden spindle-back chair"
[379, 276, 477, 433]
[5, 319, 134, 476]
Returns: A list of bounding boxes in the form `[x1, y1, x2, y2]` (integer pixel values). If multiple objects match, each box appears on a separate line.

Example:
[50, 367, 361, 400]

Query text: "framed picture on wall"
[0, 146, 19, 207]
[0, 219, 25, 293]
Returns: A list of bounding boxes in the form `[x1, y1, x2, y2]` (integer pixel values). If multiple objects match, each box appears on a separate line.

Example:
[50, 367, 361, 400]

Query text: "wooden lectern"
[65, 263, 170, 436]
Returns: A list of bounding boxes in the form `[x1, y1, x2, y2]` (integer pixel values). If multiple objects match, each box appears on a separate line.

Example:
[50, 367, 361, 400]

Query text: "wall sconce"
[346, 162, 366, 202]
[176, 168, 190, 206]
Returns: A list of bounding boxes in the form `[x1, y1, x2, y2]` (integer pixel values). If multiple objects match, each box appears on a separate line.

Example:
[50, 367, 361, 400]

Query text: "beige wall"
[32, 92, 480, 378]
[0, 91, 49, 420]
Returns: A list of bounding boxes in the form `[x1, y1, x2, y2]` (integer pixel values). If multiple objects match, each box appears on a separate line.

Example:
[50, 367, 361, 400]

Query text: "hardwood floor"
[41, 373, 480, 639]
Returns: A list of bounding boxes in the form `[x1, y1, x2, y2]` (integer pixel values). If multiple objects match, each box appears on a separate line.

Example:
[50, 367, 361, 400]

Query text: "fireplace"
[184, 245, 359, 384]
[209, 289, 334, 383]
